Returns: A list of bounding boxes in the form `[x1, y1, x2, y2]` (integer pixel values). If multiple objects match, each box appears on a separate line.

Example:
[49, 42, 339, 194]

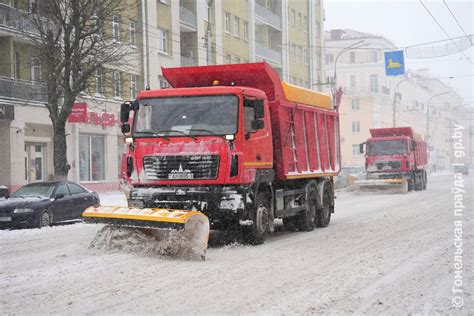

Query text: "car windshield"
[134, 95, 239, 137]
[367, 140, 407, 155]
[11, 184, 55, 198]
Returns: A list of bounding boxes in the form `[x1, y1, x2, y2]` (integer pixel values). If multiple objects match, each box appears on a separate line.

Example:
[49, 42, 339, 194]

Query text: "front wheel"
[243, 192, 270, 245]
[38, 210, 52, 228]
[299, 182, 317, 231]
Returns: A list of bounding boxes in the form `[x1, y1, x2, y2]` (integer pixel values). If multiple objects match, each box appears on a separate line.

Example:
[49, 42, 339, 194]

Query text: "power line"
[418, 0, 473, 64]
[443, 0, 472, 42]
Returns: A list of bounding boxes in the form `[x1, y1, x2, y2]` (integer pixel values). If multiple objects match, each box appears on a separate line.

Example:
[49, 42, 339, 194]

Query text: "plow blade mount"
[354, 178, 408, 194]
[83, 206, 210, 259]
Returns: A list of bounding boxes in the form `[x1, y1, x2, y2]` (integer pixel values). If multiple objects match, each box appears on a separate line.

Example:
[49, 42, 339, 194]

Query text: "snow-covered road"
[1, 174, 472, 314]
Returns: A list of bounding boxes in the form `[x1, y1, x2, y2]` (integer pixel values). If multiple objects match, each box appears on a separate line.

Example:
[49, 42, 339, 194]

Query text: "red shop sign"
[68, 103, 88, 123]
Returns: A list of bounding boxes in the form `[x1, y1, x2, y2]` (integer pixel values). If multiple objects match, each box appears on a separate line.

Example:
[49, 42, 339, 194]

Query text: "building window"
[234, 16, 240, 37]
[30, 57, 41, 82]
[370, 74, 378, 93]
[298, 12, 302, 29]
[326, 53, 333, 65]
[350, 74, 356, 88]
[224, 54, 231, 64]
[159, 75, 169, 89]
[113, 71, 121, 98]
[95, 67, 104, 96]
[304, 16, 308, 33]
[129, 21, 136, 46]
[304, 48, 308, 65]
[234, 56, 241, 64]
[129, 75, 137, 99]
[370, 50, 378, 62]
[224, 12, 230, 34]
[352, 121, 360, 133]
[79, 135, 105, 181]
[351, 98, 360, 111]
[291, 9, 295, 27]
[352, 144, 361, 156]
[157, 28, 168, 54]
[350, 51, 355, 64]
[243, 21, 249, 41]
[204, 1, 209, 21]
[112, 15, 120, 42]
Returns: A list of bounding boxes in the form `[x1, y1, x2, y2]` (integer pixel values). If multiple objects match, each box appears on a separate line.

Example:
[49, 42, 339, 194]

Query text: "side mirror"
[251, 119, 264, 130]
[359, 143, 365, 154]
[244, 99, 265, 119]
[254, 100, 264, 119]
[55, 193, 64, 200]
[121, 123, 130, 134]
[120, 102, 130, 123]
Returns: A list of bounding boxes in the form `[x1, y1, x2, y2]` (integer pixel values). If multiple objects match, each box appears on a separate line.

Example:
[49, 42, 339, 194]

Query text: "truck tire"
[243, 192, 270, 245]
[299, 182, 317, 231]
[414, 172, 423, 191]
[316, 186, 332, 228]
[422, 170, 427, 190]
[283, 216, 298, 231]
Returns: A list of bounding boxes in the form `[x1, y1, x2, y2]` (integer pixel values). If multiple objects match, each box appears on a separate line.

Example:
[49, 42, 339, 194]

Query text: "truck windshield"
[134, 95, 238, 137]
[367, 140, 407, 155]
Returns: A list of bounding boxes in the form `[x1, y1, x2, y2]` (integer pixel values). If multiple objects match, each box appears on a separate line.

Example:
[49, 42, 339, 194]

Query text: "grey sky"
[324, 0, 473, 107]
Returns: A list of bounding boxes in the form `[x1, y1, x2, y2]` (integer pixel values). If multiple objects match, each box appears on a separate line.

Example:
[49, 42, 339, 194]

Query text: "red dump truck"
[357, 127, 428, 193]
[84, 62, 342, 247]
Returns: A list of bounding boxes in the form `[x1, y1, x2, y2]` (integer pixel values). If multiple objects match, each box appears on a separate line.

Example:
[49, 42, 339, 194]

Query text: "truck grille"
[143, 155, 219, 180]
[375, 160, 401, 170]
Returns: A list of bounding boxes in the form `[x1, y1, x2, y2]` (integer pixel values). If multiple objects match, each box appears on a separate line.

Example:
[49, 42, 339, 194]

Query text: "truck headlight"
[13, 208, 34, 214]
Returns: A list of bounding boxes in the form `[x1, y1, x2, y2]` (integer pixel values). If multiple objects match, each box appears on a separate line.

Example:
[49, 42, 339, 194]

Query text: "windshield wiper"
[136, 129, 198, 140]
[157, 130, 197, 140]
[185, 128, 222, 138]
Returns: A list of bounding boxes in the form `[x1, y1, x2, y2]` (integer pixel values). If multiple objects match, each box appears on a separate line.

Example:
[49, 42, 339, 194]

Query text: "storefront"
[0, 100, 124, 192]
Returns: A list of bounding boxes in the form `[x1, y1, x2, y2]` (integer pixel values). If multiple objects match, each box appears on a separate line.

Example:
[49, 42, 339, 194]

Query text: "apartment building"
[0, 0, 142, 190]
[325, 29, 467, 171]
[143, 0, 325, 90]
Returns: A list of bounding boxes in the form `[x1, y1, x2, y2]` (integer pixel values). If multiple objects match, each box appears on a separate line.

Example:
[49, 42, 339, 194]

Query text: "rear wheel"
[299, 182, 317, 231]
[243, 192, 270, 245]
[316, 186, 332, 228]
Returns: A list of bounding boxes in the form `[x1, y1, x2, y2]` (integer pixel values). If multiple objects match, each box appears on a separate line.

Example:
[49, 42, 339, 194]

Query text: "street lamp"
[333, 40, 367, 87]
[391, 77, 409, 127]
[425, 91, 449, 142]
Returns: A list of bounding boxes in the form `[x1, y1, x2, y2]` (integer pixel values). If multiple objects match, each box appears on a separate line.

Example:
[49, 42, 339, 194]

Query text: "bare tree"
[23, 0, 136, 178]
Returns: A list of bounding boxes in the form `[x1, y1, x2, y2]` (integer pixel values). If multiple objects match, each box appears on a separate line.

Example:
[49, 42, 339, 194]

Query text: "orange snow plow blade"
[83, 206, 210, 259]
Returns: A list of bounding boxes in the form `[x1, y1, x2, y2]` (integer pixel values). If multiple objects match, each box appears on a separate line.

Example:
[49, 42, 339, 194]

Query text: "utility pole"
[425, 91, 449, 142]
[391, 77, 408, 127]
[206, 0, 212, 65]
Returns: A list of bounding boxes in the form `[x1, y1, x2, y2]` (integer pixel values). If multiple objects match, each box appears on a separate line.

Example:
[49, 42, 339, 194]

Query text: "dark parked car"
[0, 181, 100, 229]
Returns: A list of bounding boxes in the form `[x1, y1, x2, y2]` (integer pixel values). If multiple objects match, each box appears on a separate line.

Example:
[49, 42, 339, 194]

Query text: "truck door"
[241, 98, 273, 171]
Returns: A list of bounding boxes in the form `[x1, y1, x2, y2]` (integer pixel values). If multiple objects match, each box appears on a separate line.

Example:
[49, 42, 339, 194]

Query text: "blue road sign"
[384, 50, 405, 76]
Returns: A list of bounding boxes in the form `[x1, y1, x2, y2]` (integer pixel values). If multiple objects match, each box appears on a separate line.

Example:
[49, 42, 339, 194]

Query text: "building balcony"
[0, 3, 37, 35]
[0, 76, 47, 104]
[180, 56, 197, 67]
[179, 6, 197, 31]
[254, 3, 281, 31]
[255, 43, 282, 67]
